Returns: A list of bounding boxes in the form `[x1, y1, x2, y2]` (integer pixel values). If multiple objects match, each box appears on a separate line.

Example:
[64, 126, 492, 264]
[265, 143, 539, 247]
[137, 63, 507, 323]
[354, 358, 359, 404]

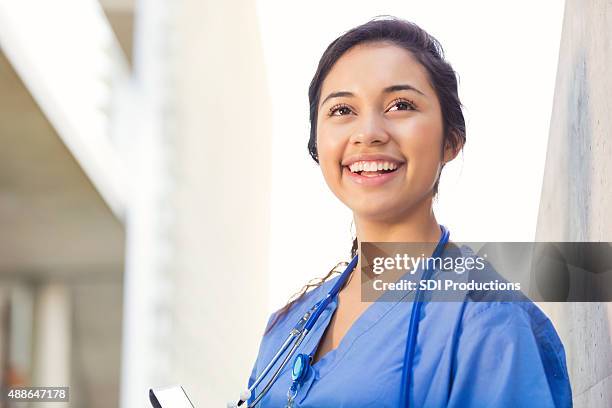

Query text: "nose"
[349, 110, 390, 146]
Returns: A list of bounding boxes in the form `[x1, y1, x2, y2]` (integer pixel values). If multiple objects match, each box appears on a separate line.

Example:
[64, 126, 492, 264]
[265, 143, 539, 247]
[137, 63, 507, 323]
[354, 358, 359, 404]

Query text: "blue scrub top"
[247, 245, 572, 407]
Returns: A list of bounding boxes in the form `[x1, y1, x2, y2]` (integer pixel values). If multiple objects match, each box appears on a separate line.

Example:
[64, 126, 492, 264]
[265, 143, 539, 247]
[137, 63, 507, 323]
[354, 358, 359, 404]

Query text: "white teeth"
[348, 160, 399, 173]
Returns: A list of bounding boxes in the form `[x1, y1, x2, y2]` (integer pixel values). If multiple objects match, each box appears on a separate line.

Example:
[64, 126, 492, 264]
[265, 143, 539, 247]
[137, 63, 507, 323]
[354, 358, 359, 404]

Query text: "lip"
[341, 153, 405, 167]
[343, 162, 405, 186]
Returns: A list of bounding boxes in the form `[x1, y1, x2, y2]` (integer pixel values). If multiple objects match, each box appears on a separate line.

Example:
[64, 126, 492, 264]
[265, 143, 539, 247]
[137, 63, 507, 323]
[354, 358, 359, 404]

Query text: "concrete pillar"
[9, 284, 34, 386]
[536, 0, 612, 406]
[170, 0, 272, 403]
[120, 0, 271, 406]
[118, 1, 176, 407]
[32, 283, 71, 408]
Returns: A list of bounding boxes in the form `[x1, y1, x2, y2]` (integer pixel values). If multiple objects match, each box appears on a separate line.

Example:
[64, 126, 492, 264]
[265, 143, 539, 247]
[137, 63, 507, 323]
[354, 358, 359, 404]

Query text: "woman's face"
[316, 41, 450, 222]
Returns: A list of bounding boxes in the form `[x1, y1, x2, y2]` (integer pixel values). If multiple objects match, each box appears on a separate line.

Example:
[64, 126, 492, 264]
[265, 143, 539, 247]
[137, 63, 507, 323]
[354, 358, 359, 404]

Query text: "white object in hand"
[149, 385, 194, 408]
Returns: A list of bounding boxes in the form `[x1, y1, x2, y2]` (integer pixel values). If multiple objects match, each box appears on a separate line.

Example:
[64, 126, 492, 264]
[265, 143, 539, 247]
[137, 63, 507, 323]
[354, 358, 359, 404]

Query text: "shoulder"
[453, 244, 570, 376]
[461, 300, 569, 381]
[263, 271, 342, 335]
[462, 300, 555, 336]
[454, 244, 563, 339]
[457, 300, 571, 403]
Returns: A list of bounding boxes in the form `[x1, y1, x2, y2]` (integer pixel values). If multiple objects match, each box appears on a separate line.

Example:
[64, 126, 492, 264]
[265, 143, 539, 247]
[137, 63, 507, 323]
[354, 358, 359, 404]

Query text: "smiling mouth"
[351, 168, 398, 177]
[344, 161, 403, 177]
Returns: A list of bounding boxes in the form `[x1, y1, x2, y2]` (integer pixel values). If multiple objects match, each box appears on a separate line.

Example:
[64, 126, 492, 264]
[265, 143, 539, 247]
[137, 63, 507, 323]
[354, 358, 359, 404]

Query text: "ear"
[442, 130, 464, 164]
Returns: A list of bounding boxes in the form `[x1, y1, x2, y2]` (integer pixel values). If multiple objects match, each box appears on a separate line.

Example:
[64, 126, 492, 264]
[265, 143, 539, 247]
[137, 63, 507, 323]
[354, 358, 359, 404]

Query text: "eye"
[328, 103, 354, 116]
[387, 98, 417, 112]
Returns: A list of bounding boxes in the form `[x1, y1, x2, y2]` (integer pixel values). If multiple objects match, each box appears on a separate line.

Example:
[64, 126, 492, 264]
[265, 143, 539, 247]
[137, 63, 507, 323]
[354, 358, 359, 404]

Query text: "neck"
[350, 195, 441, 289]
[355, 195, 440, 245]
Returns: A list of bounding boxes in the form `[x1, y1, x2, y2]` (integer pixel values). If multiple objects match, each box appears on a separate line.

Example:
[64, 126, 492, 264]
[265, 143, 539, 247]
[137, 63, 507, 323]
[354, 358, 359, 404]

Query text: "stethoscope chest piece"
[286, 353, 311, 407]
[291, 353, 311, 382]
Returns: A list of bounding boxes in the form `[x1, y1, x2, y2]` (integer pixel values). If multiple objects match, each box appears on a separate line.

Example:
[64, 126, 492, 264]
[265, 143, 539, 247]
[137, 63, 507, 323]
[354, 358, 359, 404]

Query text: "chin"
[351, 201, 404, 222]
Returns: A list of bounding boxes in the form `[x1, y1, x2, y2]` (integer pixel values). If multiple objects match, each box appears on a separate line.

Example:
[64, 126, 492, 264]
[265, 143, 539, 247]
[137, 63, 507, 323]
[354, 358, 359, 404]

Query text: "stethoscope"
[229, 225, 450, 408]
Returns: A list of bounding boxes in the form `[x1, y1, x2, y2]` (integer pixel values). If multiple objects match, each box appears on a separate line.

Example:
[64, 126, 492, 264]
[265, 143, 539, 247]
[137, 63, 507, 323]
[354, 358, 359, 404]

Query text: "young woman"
[238, 16, 572, 408]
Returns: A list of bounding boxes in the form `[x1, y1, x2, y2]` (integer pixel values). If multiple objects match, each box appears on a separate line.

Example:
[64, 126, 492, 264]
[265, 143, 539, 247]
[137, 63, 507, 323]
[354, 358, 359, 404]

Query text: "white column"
[169, 0, 272, 404]
[118, 1, 175, 407]
[120, 0, 272, 406]
[32, 283, 71, 408]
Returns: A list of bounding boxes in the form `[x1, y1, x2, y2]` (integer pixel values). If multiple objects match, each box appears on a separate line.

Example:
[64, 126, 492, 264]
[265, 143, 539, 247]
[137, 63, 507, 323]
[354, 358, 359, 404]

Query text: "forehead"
[320, 41, 433, 101]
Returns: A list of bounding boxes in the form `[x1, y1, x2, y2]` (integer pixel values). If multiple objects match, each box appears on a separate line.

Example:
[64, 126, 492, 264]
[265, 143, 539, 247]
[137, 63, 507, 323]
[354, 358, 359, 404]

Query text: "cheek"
[397, 119, 444, 180]
[316, 128, 344, 176]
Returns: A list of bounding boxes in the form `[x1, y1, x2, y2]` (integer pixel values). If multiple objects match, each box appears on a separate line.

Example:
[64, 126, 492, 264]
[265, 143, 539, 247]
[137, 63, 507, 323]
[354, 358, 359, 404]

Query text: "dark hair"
[265, 16, 465, 335]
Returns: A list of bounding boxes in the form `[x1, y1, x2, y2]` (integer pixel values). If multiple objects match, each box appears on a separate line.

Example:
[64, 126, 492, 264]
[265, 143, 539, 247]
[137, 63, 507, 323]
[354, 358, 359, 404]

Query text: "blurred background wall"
[536, 0, 612, 406]
[0, 0, 271, 406]
[0, 0, 128, 406]
[0, 0, 610, 407]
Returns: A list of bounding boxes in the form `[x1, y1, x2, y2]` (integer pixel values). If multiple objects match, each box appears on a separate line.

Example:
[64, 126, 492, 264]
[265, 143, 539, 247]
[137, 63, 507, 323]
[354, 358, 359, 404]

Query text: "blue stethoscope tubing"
[400, 224, 450, 407]
[237, 225, 449, 407]
[238, 254, 360, 407]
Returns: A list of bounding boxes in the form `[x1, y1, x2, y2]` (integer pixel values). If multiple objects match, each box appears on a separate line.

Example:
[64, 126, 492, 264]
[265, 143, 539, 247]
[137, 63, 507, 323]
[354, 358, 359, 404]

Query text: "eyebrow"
[320, 84, 426, 107]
